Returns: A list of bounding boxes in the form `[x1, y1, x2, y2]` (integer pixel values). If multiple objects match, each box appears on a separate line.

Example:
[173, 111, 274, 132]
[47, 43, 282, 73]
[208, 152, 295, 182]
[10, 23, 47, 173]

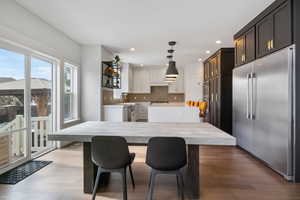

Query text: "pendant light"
[165, 56, 176, 83]
[165, 77, 177, 83]
[165, 41, 179, 78]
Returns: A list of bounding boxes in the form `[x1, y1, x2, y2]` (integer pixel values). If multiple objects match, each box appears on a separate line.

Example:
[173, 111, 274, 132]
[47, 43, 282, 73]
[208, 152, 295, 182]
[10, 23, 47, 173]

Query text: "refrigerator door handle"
[247, 73, 250, 119]
[288, 45, 295, 178]
[251, 73, 256, 120]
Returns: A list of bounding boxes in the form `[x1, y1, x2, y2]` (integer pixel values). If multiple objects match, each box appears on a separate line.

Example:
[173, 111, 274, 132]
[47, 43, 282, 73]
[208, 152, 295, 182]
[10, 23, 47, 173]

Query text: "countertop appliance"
[233, 45, 295, 180]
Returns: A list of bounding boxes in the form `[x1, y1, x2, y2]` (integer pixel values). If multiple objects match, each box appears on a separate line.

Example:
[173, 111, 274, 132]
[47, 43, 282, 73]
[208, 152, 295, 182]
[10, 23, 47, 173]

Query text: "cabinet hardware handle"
[271, 39, 274, 49]
[241, 54, 246, 62]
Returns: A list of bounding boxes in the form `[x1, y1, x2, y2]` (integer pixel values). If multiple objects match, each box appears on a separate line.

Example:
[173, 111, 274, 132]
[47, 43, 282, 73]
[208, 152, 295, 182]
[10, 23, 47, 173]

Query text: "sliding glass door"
[0, 45, 57, 172]
[31, 57, 55, 157]
[0, 48, 28, 169]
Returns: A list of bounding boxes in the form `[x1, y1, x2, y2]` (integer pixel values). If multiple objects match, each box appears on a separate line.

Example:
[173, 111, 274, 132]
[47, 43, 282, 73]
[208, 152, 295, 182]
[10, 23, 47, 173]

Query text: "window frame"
[0, 39, 59, 174]
[63, 62, 79, 124]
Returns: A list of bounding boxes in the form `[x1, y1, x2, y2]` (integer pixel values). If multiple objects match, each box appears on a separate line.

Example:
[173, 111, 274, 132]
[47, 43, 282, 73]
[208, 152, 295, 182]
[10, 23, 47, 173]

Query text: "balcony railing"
[0, 115, 52, 163]
[31, 116, 52, 152]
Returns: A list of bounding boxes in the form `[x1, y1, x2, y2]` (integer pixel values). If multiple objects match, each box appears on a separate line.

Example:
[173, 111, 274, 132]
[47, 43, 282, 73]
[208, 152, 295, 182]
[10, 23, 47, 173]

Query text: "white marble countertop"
[149, 102, 185, 107]
[103, 103, 136, 108]
[49, 121, 236, 145]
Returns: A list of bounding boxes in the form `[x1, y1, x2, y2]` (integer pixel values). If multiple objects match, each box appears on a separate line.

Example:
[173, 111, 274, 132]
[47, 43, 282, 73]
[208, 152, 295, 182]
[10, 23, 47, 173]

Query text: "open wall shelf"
[102, 61, 121, 89]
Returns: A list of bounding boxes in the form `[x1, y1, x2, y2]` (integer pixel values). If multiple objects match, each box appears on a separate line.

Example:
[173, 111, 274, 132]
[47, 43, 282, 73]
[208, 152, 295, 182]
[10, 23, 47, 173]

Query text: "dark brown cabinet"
[256, 15, 273, 57]
[203, 62, 210, 82]
[256, 1, 291, 58]
[203, 82, 209, 101]
[273, 1, 292, 51]
[203, 48, 234, 134]
[245, 28, 256, 62]
[211, 56, 219, 77]
[235, 35, 245, 66]
[235, 27, 255, 66]
[234, 0, 292, 66]
[210, 77, 220, 127]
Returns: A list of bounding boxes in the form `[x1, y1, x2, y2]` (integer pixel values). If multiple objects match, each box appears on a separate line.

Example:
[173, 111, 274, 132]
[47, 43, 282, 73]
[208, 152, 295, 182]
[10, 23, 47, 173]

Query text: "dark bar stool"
[146, 137, 187, 200]
[91, 136, 135, 200]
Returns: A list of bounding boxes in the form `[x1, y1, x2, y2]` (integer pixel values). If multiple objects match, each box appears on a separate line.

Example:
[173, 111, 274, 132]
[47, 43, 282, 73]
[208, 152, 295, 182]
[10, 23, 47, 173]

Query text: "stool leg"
[121, 168, 128, 200]
[128, 165, 135, 189]
[178, 172, 185, 200]
[92, 167, 101, 200]
[147, 170, 157, 200]
[176, 175, 180, 197]
[148, 170, 153, 189]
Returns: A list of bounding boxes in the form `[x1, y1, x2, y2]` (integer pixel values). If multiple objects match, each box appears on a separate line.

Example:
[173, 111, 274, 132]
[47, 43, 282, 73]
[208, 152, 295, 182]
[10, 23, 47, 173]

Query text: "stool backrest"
[146, 137, 187, 171]
[91, 136, 130, 169]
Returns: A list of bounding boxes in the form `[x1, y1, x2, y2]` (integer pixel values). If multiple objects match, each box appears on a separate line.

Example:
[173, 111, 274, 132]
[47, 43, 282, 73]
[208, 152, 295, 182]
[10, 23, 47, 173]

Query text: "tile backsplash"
[102, 89, 185, 105]
[126, 93, 185, 103]
[102, 89, 122, 105]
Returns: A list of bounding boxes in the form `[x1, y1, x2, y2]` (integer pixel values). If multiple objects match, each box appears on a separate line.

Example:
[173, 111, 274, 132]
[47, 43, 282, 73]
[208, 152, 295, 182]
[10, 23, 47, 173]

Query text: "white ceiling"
[16, 0, 275, 67]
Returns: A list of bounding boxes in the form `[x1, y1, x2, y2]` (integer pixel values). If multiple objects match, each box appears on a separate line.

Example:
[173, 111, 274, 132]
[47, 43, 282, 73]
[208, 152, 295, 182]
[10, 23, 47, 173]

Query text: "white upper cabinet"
[149, 67, 166, 85]
[130, 66, 184, 94]
[132, 67, 150, 93]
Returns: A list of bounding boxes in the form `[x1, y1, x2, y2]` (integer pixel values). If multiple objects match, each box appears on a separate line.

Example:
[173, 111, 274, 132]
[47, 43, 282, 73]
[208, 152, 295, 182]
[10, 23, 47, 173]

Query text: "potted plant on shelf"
[114, 55, 120, 64]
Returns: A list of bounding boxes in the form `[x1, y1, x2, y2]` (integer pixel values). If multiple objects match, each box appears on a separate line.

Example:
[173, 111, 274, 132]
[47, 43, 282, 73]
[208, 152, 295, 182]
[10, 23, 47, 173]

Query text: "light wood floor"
[1, 143, 300, 200]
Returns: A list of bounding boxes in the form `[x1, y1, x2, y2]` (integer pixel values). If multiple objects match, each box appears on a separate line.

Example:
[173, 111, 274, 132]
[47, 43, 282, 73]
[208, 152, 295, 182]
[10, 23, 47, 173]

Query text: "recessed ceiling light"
[206, 50, 211, 54]
[216, 40, 222, 44]
[140, 64, 144, 67]
[198, 58, 203, 62]
[130, 48, 136, 52]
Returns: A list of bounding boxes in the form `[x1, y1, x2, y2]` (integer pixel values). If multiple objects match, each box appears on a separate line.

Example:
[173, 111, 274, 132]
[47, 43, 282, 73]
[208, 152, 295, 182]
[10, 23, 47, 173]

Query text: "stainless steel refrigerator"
[233, 45, 295, 180]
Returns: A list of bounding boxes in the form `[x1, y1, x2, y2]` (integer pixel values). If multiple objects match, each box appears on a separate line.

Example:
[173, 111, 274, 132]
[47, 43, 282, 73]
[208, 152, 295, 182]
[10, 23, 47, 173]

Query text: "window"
[63, 63, 78, 122]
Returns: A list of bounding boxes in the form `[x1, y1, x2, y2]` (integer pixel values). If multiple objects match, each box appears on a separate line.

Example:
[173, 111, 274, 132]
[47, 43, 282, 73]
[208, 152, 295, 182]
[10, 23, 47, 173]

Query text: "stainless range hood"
[150, 86, 168, 102]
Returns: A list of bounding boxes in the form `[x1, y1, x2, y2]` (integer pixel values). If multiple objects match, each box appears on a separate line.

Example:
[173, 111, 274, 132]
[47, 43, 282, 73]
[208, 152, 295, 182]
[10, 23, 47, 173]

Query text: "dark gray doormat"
[0, 160, 52, 185]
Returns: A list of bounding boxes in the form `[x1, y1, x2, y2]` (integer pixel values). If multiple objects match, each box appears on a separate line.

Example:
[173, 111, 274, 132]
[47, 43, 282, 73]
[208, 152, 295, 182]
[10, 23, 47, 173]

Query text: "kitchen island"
[103, 103, 137, 122]
[49, 121, 236, 199]
[148, 103, 200, 122]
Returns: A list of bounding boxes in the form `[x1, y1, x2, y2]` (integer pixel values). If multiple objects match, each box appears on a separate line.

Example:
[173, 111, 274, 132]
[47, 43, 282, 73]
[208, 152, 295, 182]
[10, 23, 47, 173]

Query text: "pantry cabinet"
[203, 48, 234, 134]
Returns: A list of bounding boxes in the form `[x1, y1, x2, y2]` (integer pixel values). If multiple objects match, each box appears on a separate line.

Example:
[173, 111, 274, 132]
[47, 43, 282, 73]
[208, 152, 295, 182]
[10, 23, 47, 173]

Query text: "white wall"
[0, 0, 82, 148]
[0, 0, 81, 64]
[184, 62, 204, 102]
[81, 45, 102, 121]
[102, 46, 114, 62]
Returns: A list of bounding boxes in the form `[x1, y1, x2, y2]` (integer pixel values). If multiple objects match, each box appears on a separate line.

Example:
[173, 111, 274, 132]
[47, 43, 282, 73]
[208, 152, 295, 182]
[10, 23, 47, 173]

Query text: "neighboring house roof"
[0, 78, 51, 90]
[0, 77, 16, 83]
